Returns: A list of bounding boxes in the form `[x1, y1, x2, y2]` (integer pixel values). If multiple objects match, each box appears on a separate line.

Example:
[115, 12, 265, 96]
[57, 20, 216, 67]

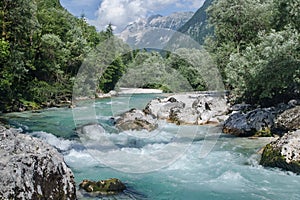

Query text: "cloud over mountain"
[90, 0, 205, 32]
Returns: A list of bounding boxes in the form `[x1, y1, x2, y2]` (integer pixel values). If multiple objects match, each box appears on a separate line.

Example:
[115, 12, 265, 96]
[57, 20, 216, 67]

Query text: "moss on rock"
[254, 128, 273, 137]
[79, 178, 126, 195]
[260, 131, 300, 174]
[260, 144, 285, 167]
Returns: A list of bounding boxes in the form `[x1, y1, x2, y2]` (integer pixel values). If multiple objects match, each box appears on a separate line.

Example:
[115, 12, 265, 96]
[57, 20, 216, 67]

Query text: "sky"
[60, 0, 205, 32]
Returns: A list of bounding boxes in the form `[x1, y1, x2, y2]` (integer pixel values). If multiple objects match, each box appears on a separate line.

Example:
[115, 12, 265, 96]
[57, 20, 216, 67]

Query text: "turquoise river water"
[1, 94, 300, 200]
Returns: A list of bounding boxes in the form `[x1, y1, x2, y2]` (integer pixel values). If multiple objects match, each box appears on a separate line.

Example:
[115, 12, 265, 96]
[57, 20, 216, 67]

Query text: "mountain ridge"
[178, 0, 214, 45]
[119, 12, 194, 47]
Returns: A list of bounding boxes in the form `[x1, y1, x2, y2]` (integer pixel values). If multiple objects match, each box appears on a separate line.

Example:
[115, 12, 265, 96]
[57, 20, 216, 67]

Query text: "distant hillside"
[119, 12, 194, 47]
[178, 0, 214, 45]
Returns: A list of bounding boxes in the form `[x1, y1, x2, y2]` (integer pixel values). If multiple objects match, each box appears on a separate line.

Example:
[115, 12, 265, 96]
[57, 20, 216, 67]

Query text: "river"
[2, 94, 300, 200]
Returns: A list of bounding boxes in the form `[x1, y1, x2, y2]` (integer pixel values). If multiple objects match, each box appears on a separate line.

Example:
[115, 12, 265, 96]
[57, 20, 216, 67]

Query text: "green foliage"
[206, 0, 273, 77]
[206, 0, 300, 105]
[117, 48, 213, 93]
[119, 52, 177, 90]
[0, 0, 106, 112]
[99, 56, 127, 93]
[19, 99, 40, 110]
[142, 83, 172, 93]
[168, 49, 208, 91]
[273, 0, 300, 31]
[0, 38, 9, 62]
[226, 28, 300, 105]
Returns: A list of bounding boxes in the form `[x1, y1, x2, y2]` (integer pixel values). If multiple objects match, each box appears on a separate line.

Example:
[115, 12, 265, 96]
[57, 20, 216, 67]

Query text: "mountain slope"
[119, 12, 194, 47]
[178, 0, 214, 45]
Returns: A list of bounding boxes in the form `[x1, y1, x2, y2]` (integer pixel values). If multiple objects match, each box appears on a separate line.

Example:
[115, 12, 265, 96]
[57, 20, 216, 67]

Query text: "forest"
[206, 0, 300, 105]
[0, 0, 109, 111]
[0, 0, 299, 112]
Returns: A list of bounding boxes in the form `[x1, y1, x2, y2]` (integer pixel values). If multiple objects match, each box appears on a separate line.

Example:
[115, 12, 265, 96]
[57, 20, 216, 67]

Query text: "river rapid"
[2, 94, 300, 200]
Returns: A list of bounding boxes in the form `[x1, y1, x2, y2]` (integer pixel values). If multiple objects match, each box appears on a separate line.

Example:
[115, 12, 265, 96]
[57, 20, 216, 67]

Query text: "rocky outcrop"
[260, 130, 300, 174]
[0, 125, 76, 199]
[79, 178, 126, 195]
[113, 108, 158, 132]
[144, 93, 229, 125]
[223, 108, 275, 137]
[276, 106, 300, 131]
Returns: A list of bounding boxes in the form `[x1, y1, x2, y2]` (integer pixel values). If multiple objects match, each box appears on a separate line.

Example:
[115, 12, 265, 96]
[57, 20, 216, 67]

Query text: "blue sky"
[60, 0, 205, 32]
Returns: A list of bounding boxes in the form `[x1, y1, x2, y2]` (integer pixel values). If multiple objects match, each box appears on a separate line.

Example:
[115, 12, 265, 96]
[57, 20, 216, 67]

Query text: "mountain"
[178, 0, 214, 45]
[119, 12, 194, 48]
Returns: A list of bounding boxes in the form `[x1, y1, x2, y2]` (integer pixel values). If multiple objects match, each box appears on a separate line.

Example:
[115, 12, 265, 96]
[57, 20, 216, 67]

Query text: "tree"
[0, 0, 39, 110]
[99, 56, 126, 93]
[0, 38, 9, 62]
[273, 0, 300, 31]
[0, 0, 108, 111]
[205, 0, 300, 105]
[206, 0, 273, 77]
[226, 27, 300, 105]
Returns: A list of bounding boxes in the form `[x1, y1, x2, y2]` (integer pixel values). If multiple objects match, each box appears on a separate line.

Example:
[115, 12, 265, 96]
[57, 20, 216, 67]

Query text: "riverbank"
[118, 88, 163, 94]
[95, 88, 163, 99]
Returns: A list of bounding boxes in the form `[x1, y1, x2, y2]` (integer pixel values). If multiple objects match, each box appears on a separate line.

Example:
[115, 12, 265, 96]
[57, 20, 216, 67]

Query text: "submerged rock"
[79, 178, 126, 195]
[75, 123, 106, 135]
[113, 108, 158, 131]
[223, 108, 275, 137]
[0, 126, 76, 199]
[260, 130, 300, 174]
[144, 93, 229, 125]
[276, 106, 300, 131]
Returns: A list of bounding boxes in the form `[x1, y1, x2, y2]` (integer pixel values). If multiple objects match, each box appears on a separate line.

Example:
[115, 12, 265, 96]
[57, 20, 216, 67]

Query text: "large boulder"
[144, 93, 229, 125]
[276, 106, 300, 131]
[113, 108, 158, 132]
[0, 126, 76, 199]
[223, 108, 275, 137]
[260, 130, 300, 174]
[79, 178, 126, 195]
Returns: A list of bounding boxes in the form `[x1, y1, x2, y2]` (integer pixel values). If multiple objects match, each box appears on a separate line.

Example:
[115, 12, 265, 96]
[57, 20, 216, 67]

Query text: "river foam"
[3, 94, 300, 200]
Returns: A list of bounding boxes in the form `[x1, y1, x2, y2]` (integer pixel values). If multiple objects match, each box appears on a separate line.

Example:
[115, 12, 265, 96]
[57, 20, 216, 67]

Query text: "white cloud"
[176, 0, 205, 9]
[91, 0, 145, 32]
[187, 0, 205, 9]
[92, 0, 205, 33]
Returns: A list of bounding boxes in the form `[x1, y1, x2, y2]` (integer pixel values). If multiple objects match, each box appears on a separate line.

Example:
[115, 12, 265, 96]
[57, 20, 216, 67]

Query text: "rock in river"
[113, 108, 158, 132]
[260, 130, 300, 174]
[0, 125, 76, 199]
[223, 108, 275, 137]
[276, 106, 300, 131]
[144, 92, 229, 125]
[79, 178, 126, 195]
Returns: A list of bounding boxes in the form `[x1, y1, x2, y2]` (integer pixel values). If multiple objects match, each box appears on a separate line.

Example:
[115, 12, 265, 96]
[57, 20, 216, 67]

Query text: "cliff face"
[0, 125, 76, 199]
[178, 0, 214, 44]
